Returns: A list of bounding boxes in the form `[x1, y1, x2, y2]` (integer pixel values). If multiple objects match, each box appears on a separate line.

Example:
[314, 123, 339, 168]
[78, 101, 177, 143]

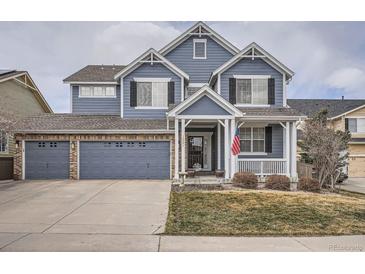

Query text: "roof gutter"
[13, 129, 175, 134]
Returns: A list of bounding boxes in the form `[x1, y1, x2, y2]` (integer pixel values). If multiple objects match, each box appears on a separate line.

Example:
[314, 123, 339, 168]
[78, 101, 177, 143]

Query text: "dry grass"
[165, 189, 365, 236]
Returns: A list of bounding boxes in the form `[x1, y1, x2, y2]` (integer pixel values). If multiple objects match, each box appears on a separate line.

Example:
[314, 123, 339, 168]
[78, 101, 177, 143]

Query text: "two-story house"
[288, 99, 365, 177]
[13, 22, 305, 181]
[0, 70, 52, 180]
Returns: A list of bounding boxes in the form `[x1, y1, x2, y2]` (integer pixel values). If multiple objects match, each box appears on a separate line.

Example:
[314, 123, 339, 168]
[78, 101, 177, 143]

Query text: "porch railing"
[237, 159, 287, 176]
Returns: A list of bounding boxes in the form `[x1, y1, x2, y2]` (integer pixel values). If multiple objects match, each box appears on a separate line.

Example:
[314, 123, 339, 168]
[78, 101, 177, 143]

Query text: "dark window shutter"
[130, 81, 137, 107]
[268, 78, 275, 105]
[229, 78, 236, 104]
[168, 81, 175, 105]
[265, 126, 272, 153]
[345, 118, 349, 131]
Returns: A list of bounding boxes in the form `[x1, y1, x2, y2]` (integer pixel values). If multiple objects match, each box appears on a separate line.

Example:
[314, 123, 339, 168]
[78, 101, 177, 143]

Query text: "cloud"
[325, 67, 365, 96]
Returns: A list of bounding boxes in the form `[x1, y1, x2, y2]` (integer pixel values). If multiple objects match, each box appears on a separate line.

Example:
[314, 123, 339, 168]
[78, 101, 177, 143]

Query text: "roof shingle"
[63, 65, 125, 83]
[237, 106, 304, 117]
[288, 99, 365, 118]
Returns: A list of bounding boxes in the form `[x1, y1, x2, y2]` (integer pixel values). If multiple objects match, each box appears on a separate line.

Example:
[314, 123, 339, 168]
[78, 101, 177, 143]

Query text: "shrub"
[265, 175, 291, 191]
[232, 172, 258, 189]
[298, 177, 320, 192]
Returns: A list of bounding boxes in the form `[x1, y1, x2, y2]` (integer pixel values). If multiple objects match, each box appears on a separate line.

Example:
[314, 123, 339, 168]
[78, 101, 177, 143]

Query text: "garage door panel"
[80, 141, 170, 179]
[25, 141, 69, 180]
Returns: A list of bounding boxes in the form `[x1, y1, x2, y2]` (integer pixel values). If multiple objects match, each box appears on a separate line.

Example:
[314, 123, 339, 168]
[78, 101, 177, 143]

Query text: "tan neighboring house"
[288, 99, 365, 178]
[0, 69, 52, 179]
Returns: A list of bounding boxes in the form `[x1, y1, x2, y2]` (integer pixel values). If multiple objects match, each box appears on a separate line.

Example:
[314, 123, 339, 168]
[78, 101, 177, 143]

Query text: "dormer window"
[193, 39, 207, 59]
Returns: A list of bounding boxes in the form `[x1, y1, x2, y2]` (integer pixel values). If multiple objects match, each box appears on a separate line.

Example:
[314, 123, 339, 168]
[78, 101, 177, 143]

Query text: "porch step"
[195, 171, 215, 176]
[174, 175, 228, 185]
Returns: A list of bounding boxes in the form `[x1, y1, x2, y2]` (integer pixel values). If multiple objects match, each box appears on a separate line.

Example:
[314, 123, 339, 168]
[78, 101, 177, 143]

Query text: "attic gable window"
[79, 86, 116, 98]
[193, 39, 207, 59]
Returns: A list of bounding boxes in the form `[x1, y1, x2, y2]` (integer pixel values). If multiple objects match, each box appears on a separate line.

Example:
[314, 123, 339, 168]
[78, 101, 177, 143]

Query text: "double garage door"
[25, 141, 170, 180]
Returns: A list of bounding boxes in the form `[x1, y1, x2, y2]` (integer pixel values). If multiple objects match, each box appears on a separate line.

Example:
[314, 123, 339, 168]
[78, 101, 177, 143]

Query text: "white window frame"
[134, 78, 170, 110]
[234, 75, 271, 107]
[0, 131, 9, 154]
[193, 39, 207, 60]
[79, 86, 117, 98]
[239, 127, 267, 155]
[350, 117, 365, 133]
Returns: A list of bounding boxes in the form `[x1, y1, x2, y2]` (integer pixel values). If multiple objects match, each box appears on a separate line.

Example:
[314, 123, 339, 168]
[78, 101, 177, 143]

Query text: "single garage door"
[80, 141, 170, 179]
[348, 156, 365, 177]
[25, 141, 70, 179]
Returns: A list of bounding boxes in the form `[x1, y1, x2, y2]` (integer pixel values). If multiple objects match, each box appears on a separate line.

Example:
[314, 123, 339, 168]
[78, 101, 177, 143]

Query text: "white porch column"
[217, 122, 221, 170]
[230, 118, 236, 178]
[181, 119, 186, 173]
[291, 121, 298, 180]
[224, 119, 230, 179]
[174, 118, 179, 180]
[285, 121, 290, 177]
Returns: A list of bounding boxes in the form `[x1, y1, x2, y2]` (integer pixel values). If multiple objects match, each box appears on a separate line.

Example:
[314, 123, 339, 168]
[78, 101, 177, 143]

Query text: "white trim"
[133, 77, 171, 82]
[64, 81, 118, 85]
[69, 85, 73, 113]
[217, 74, 221, 94]
[330, 105, 365, 120]
[239, 152, 268, 156]
[181, 76, 185, 101]
[224, 119, 230, 179]
[188, 83, 206, 87]
[349, 154, 365, 156]
[114, 48, 189, 80]
[193, 38, 207, 59]
[239, 127, 266, 154]
[181, 119, 186, 173]
[176, 115, 235, 120]
[209, 42, 294, 84]
[15, 129, 174, 134]
[135, 106, 168, 110]
[237, 158, 286, 161]
[159, 21, 239, 56]
[235, 104, 270, 108]
[0, 72, 26, 83]
[230, 119, 236, 177]
[174, 119, 179, 179]
[120, 77, 124, 118]
[345, 116, 365, 119]
[233, 75, 271, 79]
[283, 74, 287, 107]
[285, 121, 290, 177]
[22, 140, 25, 180]
[78, 86, 117, 98]
[291, 121, 297, 179]
[168, 85, 243, 117]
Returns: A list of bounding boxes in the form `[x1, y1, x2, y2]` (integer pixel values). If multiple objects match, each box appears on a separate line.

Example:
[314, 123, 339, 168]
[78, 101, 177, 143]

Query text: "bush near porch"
[165, 190, 365, 236]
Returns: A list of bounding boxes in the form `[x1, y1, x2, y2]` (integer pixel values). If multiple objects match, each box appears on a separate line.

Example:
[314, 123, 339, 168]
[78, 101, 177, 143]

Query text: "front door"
[188, 136, 204, 170]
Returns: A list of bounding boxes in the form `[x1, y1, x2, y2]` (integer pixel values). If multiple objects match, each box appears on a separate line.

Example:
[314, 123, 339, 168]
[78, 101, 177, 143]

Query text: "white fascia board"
[242, 116, 306, 121]
[159, 21, 239, 56]
[15, 129, 174, 134]
[114, 48, 189, 80]
[168, 85, 242, 117]
[329, 104, 365, 120]
[210, 42, 294, 83]
[133, 77, 171, 82]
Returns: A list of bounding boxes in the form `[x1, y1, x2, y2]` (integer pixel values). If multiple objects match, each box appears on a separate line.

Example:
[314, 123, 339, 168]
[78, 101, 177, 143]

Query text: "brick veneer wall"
[14, 133, 175, 180]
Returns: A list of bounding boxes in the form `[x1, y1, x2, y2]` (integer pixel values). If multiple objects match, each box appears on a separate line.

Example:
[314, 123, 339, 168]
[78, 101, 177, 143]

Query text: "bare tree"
[299, 110, 350, 190]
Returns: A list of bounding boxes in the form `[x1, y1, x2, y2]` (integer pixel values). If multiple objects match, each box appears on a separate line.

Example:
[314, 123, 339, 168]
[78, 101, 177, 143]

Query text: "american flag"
[231, 127, 240, 155]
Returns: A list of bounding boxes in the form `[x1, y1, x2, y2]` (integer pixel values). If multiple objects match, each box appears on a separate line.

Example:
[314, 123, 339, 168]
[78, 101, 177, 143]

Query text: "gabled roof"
[159, 21, 240, 56]
[114, 48, 189, 80]
[0, 70, 52, 113]
[287, 99, 365, 119]
[64, 65, 125, 83]
[167, 85, 242, 117]
[209, 42, 295, 84]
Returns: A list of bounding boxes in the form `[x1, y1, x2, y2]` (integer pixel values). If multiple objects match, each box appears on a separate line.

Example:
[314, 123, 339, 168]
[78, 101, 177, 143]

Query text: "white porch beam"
[181, 119, 186, 173]
[279, 122, 286, 128]
[174, 119, 179, 179]
[224, 119, 230, 179]
[291, 121, 298, 180]
[285, 121, 290, 177]
[230, 119, 236, 178]
[218, 119, 225, 127]
[185, 119, 192, 127]
[217, 122, 221, 170]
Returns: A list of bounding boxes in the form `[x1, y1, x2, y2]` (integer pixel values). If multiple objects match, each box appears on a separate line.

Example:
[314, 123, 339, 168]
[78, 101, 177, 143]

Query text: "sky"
[1, 21, 365, 113]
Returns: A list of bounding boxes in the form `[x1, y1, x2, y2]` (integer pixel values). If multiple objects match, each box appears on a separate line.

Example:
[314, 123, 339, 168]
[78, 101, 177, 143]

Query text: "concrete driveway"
[0, 179, 171, 251]
[341, 178, 365, 194]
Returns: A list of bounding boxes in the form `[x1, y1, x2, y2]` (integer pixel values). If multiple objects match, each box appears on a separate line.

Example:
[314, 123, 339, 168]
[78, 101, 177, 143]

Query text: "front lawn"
[165, 190, 365, 236]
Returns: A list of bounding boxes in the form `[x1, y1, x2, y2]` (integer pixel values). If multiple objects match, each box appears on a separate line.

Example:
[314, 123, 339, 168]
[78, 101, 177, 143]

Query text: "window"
[240, 127, 265, 153]
[348, 118, 365, 133]
[236, 77, 269, 105]
[0, 131, 8, 153]
[79, 86, 116, 97]
[193, 39, 207, 59]
[136, 81, 168, 108]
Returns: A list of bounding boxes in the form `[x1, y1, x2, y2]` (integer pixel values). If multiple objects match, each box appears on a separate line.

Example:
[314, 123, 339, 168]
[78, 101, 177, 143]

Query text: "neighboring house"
[288, 99, 365, 177]
[0, 70, 52, 179]
[13, 22, 305, 181]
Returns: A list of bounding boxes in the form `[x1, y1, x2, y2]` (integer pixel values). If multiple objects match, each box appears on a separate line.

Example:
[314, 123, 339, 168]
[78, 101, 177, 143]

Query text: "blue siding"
[180, 96, 231, 115]
[165, 35, 233, 83]
[220, 58, 284, 106]
[123, 63, 182, 118]
[238, 124, 283, 159]
[72, 85, 121, 115]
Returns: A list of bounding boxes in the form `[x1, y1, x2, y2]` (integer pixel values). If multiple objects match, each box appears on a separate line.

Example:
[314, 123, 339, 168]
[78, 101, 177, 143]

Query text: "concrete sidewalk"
[341, 178, 365, 194]
[0, 233, 364, 251]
